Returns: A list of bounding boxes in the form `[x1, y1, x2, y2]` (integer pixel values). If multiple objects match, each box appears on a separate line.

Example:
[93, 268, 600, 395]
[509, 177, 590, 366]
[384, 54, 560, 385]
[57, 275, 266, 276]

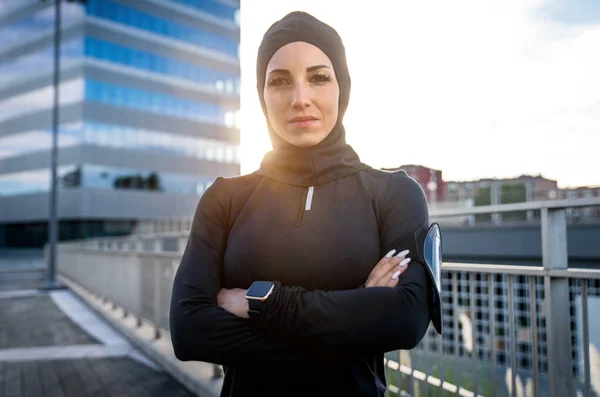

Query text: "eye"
[309, 73, 332, 84]
[267, 76, 289, 87]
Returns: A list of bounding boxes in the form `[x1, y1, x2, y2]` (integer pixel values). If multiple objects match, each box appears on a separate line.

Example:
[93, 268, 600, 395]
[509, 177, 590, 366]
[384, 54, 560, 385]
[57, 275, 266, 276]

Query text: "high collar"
[256, 124, 368, 187]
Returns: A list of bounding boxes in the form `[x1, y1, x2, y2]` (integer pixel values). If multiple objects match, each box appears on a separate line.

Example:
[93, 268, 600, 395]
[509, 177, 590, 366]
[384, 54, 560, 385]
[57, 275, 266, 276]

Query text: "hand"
[217, 288, 249, 319]
[364, 249, 411, 288]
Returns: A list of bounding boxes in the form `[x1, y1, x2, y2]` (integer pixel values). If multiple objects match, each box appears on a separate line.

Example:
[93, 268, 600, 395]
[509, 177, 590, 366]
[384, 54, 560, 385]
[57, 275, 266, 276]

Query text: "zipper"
[295, 186, 314, 226]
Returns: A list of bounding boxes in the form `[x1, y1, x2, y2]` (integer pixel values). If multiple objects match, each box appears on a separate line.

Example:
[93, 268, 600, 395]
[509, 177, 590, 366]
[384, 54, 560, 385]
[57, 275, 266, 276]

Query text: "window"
[0, 78, 84, 123]
[0, 37, 82, 91]
[85, 80, 234, 125]
[84, 38, 240, 89]
[0, 165, 79, 196]
[169, 0, 238, 22]
[86, 0, 238, 57]
[234, 8, 241, 26]
[81, 122, 240, 164]
[0, 164, 217, 196]
[0, 6, 56, 49]
[0, 124, 83, 160]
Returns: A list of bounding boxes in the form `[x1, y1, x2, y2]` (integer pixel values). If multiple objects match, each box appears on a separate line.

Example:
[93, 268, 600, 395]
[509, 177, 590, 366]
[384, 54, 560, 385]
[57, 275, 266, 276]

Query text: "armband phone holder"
[423, 222, 443, 334]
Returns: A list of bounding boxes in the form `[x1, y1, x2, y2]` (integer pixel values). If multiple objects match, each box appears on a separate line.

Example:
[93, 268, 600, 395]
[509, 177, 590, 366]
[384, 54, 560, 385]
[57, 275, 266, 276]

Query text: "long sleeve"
[169, 178, 359, 365]
[252, 172, 434, 354]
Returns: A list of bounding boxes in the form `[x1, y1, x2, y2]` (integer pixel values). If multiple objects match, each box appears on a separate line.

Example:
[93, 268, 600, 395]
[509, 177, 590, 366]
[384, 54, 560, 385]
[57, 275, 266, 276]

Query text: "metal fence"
[388, 265, 600, 397]
[55, 197, 600, 397]
[429, 196, 600, 227]
[397, 197, 600, 397]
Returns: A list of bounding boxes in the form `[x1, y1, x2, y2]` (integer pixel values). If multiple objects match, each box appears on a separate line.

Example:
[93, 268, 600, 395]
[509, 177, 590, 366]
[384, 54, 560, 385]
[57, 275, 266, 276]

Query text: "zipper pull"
[305, 186, 314, 211]
[295, 186, 314, 227]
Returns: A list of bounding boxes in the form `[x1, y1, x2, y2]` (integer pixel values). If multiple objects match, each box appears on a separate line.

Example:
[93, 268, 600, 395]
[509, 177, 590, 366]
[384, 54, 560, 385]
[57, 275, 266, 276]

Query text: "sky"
[238, 0, 600, 188]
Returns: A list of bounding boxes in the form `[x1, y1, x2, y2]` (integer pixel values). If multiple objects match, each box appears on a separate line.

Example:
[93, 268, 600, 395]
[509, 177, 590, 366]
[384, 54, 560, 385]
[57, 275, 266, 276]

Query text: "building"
[383, 164, 446, 204]
[559, 185, 600, 221]
[0, 0, 241, 247]
[445, 174, 559, 205]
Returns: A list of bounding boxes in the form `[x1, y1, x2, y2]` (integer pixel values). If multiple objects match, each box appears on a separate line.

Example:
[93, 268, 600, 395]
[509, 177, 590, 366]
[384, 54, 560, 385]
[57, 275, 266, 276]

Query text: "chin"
[285, 131, 328, 148]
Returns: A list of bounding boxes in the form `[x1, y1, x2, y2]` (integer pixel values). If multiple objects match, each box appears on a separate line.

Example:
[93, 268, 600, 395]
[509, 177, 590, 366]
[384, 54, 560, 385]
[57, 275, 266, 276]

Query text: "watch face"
[246, 281, 274, 299]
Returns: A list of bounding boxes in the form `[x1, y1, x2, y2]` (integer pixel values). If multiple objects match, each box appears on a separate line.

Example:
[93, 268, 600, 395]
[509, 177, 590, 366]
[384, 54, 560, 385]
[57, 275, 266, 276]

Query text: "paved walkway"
[0, 252, 196, 397]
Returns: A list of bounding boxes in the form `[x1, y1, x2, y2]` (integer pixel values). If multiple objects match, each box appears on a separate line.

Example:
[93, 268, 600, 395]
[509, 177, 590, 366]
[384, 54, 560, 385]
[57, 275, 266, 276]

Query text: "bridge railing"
[401, 196, 600, 397]
[429, 196, 600, 227]
[390, 264, 600, 397]
[53, 197, 600, 397]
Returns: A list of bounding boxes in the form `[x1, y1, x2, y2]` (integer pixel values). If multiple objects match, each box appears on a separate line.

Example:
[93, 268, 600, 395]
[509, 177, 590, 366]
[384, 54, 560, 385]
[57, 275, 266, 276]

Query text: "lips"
[289, 116, 318, 127]
[290, 116, 318, 123]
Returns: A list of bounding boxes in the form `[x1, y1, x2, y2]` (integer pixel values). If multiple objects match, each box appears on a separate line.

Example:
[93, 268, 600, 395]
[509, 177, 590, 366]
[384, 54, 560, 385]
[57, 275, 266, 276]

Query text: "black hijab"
[255, 11, 368, 187]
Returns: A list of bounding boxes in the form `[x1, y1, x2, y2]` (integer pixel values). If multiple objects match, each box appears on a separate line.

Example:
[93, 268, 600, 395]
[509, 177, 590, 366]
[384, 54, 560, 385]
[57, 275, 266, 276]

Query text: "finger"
[385, 274, 401, 287]
[372, 249, 396, 270]
[367, 250, 410, 286]
[365, 250, 394, 287]
[376, 257, 411, 287]
[366, 255, 401, 287]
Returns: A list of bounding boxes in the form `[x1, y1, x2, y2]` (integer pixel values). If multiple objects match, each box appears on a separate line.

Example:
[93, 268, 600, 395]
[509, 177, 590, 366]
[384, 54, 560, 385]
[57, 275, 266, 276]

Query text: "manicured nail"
[385, 249, 396, 258]
[392, 270, 401, 280]
[399, 258, 411, 267]
[395, 249, 409, 258]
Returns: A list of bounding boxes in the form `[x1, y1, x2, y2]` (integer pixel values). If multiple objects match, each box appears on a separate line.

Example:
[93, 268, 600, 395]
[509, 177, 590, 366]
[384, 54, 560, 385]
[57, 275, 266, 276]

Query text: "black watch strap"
[247, 298, 262, 317]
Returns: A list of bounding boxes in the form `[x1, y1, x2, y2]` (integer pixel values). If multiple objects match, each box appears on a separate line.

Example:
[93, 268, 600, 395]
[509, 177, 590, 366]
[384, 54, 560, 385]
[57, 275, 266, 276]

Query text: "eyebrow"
[267, 65, 332, 75]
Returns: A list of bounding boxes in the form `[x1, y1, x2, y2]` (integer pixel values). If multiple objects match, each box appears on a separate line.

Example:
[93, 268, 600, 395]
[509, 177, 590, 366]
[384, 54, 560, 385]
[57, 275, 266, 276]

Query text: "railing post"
[541, 207, 573, 397]
[491, 182, 501, 225]
[153, 259, 161, 340]
[153, 238, 162, 252]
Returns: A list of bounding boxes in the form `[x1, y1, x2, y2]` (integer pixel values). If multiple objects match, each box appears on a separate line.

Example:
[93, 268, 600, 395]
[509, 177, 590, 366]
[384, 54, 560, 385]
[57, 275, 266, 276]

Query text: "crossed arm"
[169, 174, 433, 366]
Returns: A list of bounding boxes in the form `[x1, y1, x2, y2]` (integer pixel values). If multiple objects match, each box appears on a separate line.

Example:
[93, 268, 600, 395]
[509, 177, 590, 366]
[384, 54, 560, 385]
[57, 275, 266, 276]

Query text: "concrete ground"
[0, 250, 196, 397]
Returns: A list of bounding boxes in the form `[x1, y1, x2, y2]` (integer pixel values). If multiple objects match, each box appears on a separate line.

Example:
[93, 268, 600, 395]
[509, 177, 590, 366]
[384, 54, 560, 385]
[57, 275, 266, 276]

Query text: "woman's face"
[263, 42, 340, 148]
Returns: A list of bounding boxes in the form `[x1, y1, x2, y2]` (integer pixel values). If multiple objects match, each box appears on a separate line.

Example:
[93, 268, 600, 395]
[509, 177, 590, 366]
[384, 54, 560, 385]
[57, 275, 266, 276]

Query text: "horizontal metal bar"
[545, 268, 600, 280]
[443, 263, 545, 276]
[442, 263, 600, 279]
[60, 245, 600, 279]
[430, 197, 600, 218]
[61, 230, 191, 245]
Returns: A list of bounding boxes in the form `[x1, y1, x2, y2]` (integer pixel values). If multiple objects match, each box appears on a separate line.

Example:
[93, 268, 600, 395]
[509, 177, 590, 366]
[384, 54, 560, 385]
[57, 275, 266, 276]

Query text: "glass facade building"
[0, 0, 240, 247]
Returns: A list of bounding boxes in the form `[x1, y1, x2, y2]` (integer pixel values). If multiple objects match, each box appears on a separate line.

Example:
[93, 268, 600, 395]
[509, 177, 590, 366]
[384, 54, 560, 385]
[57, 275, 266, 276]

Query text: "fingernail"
[399, 258, 411, 267]
[395, 249, 410, 258]
[392, 270, 401, 280]
[385, 249, 396, 258]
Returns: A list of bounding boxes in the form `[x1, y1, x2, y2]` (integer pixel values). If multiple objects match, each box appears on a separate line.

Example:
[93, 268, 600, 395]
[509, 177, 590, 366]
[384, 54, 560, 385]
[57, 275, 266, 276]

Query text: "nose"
[291, 83, 310, 109]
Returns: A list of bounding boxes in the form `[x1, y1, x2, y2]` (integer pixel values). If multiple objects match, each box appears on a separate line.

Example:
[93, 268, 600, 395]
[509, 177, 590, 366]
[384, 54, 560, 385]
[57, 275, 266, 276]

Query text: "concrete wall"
[441, 224, 600, 263]
[57, 245, 179, 332]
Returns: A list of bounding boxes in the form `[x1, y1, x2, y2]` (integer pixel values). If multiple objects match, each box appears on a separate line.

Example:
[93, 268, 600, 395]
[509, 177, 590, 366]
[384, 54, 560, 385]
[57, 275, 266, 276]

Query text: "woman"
[170, 11, 442, 396]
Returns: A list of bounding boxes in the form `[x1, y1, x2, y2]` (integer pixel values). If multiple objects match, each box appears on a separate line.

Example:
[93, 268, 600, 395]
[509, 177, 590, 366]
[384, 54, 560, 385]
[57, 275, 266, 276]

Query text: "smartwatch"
[245, 281, 275, 317]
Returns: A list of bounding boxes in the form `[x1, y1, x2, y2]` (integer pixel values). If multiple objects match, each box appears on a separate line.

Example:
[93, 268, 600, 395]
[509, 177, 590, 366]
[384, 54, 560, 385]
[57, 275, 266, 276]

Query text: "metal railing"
[53, 197, 600, 397]
[395, 197, 600, 397]
[388, 264, 600, 397]
[429, 196, 600, 227]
